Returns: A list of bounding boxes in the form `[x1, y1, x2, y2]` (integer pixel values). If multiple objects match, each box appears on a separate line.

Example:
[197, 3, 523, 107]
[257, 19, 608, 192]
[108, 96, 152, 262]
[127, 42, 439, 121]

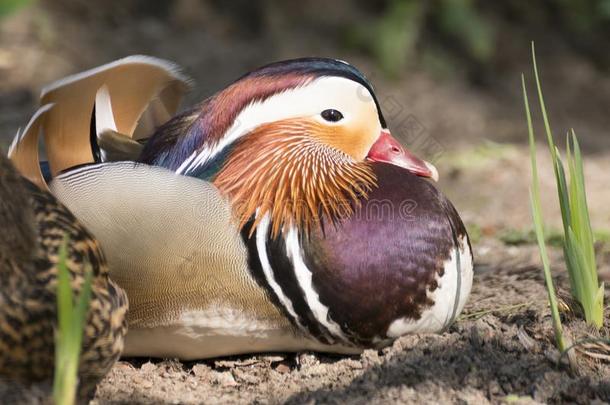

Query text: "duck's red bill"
[366, 130, 439, 181]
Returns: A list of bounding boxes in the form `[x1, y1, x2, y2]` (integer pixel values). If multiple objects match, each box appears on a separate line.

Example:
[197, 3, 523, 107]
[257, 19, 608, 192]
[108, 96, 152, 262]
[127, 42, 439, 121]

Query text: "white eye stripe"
[179, 77, 379, 175]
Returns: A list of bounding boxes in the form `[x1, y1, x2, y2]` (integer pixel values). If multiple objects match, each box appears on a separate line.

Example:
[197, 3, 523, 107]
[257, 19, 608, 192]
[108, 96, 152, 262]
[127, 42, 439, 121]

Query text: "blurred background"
[1, 0, 609, 238]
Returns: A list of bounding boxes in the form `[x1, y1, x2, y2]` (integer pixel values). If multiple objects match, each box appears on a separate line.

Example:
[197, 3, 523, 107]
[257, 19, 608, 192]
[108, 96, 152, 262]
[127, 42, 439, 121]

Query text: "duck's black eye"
[321, 109, 344, 122]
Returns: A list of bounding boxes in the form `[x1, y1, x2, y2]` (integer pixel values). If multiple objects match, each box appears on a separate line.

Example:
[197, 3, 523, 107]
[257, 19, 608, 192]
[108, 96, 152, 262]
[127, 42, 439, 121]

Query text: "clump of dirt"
[93, 240, 610, 404]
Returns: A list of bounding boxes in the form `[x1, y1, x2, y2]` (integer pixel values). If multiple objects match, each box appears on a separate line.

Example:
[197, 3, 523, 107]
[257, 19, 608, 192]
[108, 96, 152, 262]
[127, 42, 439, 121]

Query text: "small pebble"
[216, 371, 238, 387]
[191, 364, 210, 378]
[141, 361, 157, 373]
[275, 363, 290, 374]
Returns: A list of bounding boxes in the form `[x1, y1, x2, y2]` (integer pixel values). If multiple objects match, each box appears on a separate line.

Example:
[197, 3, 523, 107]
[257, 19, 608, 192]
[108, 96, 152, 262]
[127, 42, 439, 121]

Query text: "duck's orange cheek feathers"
[312, 125, 378, 162]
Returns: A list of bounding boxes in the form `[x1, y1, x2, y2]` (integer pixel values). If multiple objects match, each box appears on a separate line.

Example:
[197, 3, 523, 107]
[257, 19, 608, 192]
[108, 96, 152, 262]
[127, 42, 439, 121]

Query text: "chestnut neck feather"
[213, 120, 376, 237]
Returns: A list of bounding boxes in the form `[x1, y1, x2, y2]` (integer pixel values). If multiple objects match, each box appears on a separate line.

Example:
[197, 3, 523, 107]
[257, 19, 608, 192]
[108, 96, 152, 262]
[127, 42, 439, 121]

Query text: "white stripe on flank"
[455, 236, 473, 317]
[255, 214, 306, 334]
[386, 235, 473, 338]
[284, 226, 349, 344]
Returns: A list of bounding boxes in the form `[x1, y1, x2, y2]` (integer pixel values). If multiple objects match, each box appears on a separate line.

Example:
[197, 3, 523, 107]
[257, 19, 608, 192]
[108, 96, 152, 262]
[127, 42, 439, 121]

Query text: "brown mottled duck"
[0, 143, 128, 401]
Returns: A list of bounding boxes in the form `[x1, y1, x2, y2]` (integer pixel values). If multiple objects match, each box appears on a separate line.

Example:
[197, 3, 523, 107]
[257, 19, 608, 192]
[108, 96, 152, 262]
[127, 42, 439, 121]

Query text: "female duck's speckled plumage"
[0, 152, 128, 400]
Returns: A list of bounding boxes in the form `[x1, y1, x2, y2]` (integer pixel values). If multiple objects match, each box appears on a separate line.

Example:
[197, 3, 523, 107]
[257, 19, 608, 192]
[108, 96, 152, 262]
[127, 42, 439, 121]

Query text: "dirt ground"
[92, 241, 610, 404]
[1, 3, 609, 404]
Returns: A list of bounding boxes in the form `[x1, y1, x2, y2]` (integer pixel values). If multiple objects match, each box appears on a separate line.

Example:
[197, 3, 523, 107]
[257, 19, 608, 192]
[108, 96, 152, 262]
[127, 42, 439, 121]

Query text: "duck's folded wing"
[49, 162, 277, 329]
[40, 56, 191, 176]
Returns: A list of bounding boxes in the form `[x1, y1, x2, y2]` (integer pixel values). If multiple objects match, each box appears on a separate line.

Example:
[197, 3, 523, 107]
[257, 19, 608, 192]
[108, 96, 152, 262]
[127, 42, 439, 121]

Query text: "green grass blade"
[593, 283, 605, 327]
[523, 73, 566, 352]
[567, 135, 582, 247]
[54, 236, 74, 403]
[569, 132, 596, 271]
[572, 132, 603, 327]
[530, 190, 566, 352]
[553, 147, 572, 233]
[531, 43, 556, 167]
[53, 236, 93, 405]
[569, 228, 601, 327]
[522, 75, 537, 181]
[528, 41, 604, 332]
[553, 147, 574, 297]
[565, 131, 602, 328]
[566, 229, 588, 310]
[532, 42, 572, 232]
[557, 144, 580, 298]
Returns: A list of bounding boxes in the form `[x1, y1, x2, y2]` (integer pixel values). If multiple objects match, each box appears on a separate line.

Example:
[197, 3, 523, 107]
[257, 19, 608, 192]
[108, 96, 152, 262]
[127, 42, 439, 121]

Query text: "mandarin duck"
[10, 56, 473, 359]
[0, 119, 128, 400]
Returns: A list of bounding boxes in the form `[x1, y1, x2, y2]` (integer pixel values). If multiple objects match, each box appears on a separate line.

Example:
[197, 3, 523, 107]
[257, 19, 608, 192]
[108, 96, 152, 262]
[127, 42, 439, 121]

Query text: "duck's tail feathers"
[39, 55, 192, 176]
[8, 104, 54, 191]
